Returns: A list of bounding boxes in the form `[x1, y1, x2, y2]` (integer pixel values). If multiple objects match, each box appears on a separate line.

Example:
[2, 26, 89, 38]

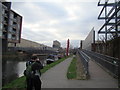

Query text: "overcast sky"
[10, 0, 106, 48]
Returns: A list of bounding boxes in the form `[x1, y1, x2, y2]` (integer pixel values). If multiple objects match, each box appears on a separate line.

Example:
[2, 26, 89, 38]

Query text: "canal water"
[2, 54, 47, 86]
[2, 60, 26, 86]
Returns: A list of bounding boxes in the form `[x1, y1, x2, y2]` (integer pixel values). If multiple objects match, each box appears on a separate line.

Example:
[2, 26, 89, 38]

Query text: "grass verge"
[67, 55, 87, 80]
[76, 54, 87, 80]
[67, 57, 77, 79]
[2, 56, 70, 89]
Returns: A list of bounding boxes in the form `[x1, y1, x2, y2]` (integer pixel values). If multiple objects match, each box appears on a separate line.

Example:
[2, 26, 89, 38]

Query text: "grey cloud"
[22, 28, 59, 42]
[12, 1, 102, 47]
[35, 2, 68, 19]
[12, 2, 69, 23]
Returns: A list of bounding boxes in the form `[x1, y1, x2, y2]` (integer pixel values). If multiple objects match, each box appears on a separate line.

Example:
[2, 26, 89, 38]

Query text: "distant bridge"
[8, 47, 57, 55]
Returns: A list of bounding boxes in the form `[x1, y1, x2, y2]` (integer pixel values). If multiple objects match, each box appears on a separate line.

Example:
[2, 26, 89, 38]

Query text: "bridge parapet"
[8, 47, 57, 55]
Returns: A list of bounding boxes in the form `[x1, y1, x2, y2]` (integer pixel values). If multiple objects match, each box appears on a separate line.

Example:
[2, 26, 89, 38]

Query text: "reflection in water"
[17, 62, 26, 77]
[2, 60, 26, 86]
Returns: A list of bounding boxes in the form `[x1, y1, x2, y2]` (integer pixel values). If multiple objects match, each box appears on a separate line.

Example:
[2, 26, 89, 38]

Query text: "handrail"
[82, 49, 119, 78]
[77, 49, 90, 75]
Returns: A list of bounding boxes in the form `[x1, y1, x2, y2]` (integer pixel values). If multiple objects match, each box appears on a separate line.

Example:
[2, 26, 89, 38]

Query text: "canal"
[2, 54, 47, 86]
[2, 58, 26, 86]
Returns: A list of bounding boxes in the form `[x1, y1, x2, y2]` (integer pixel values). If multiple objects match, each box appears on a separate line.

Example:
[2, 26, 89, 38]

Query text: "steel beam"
[98, 6, 120, 33]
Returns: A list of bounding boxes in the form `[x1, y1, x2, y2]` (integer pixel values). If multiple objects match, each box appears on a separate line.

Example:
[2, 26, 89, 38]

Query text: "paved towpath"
[41, 57, 118, 88]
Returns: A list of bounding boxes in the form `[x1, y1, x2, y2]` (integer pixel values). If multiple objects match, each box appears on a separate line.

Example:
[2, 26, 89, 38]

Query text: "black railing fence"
[77, 49, 90, 76]
[82, 49, 119, 78]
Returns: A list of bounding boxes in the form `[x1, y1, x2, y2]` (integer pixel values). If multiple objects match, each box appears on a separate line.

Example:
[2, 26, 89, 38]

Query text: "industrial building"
[8, 38, 55, 51]
[0, 2, 22, 52]
[8, 38, 57, 53]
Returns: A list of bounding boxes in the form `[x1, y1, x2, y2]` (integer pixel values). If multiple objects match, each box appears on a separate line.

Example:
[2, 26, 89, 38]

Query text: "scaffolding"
[98, 0, 120, 41]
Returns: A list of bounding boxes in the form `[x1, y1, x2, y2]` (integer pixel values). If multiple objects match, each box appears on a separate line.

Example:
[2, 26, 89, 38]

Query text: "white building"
[82, 28, 95, 51]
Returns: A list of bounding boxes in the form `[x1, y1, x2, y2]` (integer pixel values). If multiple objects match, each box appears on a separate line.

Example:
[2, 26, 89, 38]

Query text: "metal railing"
[82, 49, 119, 78]
[77, 49, 90, 76]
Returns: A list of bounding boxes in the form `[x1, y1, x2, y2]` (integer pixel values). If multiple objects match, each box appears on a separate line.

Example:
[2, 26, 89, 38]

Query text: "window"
[8, 27, 12, 32]
[17, 17, 21, 30]
[9, 19, 13, 25]
[1, 16, 4, 23]
[117, 10, 120, 17]
[0, 30, 2, 37]
[0, 22, 2, 30]
[8, 33, 12, 39]
[10, 12, 13, 18]
[0, 25, 2, 38]
[2, 8, 5, 14]
[16, 35, 19, 41]
[12, 36, 16, 40]
[118, 26, 120, 30]
[0, 20, 2, 37]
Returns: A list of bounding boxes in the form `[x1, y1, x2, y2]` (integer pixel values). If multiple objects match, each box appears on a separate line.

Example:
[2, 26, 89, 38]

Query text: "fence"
[77, 49, 90, 76]
[82, 49, 119, 78]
